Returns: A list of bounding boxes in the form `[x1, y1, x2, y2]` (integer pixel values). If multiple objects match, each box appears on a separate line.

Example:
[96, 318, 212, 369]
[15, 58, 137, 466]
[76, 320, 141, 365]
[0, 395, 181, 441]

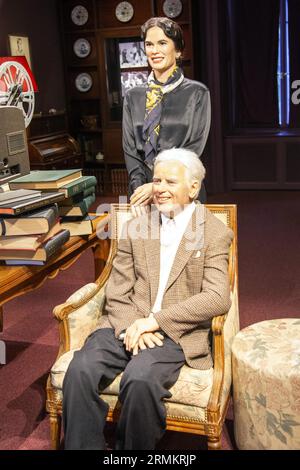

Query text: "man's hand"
[130, 183, 153, 206]
[132, 332, 164, 356]
[124, 315, 159, 351]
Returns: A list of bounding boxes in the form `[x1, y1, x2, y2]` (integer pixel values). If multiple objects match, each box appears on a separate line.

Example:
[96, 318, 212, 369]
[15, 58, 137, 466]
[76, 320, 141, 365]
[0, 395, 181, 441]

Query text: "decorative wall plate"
[75, 72, 93, 92]
[71, 5, 89, 26]
[115, 2, 134, 23]
[162, 0, 183, 19]
[73, 38, 91, 58]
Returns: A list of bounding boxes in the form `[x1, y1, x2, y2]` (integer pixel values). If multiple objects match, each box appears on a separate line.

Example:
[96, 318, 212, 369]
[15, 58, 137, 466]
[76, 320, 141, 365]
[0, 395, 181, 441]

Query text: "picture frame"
[8, 35, 32, 69]
[119, 40, 148, 69]
[121, 70, 148, 97]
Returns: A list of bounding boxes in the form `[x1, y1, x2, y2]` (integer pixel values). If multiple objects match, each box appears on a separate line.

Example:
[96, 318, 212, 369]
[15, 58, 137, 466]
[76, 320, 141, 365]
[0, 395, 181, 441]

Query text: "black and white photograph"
[8, 35, 32, 68]
[121, 70, 148, 97]
[119, 41, 148, 68]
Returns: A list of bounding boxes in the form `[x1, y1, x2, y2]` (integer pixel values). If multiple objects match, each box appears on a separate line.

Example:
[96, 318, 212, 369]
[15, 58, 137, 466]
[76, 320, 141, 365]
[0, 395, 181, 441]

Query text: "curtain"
[230, 0, 280, 127]
[288, 0, 300, 127]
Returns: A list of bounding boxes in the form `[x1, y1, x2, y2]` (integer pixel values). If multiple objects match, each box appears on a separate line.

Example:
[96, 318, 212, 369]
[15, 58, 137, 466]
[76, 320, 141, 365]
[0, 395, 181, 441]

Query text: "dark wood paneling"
[103, 128, 123, 163]
[286, 142, 300, 182]
[232, 143, 277, 182]
[181, 23, 192, 61]
[226, 136, 300, 189]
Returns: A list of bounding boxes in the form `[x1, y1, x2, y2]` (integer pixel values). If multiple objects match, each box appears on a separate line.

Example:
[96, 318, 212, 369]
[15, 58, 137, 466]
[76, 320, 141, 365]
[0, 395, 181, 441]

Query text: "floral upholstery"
[232, 318, 300, 450]
[64, 283, 105, 351]
[51, 344, 214, 409]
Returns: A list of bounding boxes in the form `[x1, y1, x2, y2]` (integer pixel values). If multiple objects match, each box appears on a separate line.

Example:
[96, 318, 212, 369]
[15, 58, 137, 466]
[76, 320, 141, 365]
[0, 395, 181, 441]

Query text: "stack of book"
[8, 169, 97, 236]
[0, 202, 70, 266]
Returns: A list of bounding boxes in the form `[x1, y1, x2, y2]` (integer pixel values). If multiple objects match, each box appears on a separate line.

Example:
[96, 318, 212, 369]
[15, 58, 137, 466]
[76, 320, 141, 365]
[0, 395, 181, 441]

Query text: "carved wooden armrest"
[207, 314, 227, 413]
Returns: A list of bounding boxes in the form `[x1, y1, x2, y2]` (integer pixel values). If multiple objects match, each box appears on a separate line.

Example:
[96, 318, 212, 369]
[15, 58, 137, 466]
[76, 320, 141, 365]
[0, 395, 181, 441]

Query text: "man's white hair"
[154, 148, 206, 197]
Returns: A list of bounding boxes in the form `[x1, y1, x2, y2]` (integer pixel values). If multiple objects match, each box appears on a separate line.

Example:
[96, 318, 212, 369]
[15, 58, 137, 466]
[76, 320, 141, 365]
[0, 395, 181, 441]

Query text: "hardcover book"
[60, 185, 95, 206]
[0, 228, 70, 261]
[0, 222, 61, 251]
[58, 193, 96, 217]
[60, 214, 97, 236]
[9, 169, 82, 190]
[0, 205, 59, 236]
[0, 189, 41, 206]
[0, 204, 58, 236]
[0, 192, 65, 215]
[55, 176, 97, 198]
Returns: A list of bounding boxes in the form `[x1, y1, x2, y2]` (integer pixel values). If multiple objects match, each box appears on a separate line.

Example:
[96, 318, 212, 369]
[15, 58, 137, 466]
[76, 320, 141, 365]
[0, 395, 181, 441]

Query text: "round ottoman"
[232, 318, 300, 450]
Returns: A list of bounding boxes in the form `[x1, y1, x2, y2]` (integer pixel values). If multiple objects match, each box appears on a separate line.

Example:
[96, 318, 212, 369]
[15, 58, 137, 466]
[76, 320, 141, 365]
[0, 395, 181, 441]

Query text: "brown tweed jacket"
[100, 203, 233, 369]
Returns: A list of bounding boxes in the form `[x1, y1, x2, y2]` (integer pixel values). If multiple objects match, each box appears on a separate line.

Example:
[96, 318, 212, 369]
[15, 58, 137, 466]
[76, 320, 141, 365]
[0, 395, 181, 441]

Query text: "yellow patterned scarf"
[143, 66, 184, 170]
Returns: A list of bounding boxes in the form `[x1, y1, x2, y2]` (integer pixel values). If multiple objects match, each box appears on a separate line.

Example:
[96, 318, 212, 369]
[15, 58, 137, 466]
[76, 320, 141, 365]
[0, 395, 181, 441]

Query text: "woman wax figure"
[122, 16, 211, 205]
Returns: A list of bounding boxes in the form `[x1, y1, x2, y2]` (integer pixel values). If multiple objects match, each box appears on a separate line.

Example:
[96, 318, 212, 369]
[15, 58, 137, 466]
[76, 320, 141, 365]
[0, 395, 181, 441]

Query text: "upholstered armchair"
[46, 203, 239, 450]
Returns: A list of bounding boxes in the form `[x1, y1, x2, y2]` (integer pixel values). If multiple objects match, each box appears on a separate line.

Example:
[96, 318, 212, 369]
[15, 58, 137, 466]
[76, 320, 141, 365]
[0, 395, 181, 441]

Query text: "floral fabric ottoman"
[232, 318, 300, 449]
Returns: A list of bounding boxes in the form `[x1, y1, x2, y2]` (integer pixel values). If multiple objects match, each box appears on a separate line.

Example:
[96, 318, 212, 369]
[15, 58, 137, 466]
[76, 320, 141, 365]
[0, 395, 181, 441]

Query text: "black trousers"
[62, 328, 185, 450]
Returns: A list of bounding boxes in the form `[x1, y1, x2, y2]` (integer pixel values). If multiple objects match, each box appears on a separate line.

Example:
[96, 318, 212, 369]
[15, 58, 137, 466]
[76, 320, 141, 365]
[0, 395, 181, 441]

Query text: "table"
[232, 318, 300, 450]
[0, 214, 110, 332]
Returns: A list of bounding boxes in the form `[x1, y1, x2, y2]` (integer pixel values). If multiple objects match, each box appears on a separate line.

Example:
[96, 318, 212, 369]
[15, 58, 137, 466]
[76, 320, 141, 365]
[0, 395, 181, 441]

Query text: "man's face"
[152, 161, 198, 216]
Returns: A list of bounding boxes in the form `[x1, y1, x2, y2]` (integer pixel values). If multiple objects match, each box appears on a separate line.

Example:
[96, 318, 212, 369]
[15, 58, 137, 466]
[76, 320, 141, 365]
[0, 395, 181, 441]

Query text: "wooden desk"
[0, 214, 110, 332]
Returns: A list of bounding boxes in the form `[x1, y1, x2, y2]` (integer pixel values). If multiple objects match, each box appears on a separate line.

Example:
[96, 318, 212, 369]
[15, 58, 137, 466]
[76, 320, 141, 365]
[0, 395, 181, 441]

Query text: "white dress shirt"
[151, 202, 196, 313]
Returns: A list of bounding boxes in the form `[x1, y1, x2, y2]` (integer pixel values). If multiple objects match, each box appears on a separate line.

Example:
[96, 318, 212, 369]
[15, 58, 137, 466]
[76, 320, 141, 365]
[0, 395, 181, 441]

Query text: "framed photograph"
[8, 35, 32, 68]
[121, 70, 148, 97]
[119, 41, 148, 69]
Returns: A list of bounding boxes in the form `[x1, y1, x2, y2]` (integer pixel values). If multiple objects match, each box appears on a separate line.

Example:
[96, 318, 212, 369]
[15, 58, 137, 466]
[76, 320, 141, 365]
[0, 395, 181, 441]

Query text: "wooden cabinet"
[58, 0, 195, 194]
[27, 112, 83, 170]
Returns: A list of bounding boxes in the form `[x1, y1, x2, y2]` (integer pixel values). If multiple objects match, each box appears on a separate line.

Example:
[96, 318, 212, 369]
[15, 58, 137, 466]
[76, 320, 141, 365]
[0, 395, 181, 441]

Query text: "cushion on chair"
[51, 349, 213, 408]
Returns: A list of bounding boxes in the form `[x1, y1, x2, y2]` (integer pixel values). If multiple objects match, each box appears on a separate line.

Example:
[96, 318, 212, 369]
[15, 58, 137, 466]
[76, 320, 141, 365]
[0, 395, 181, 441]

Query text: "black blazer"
[122, 78, 211, 197]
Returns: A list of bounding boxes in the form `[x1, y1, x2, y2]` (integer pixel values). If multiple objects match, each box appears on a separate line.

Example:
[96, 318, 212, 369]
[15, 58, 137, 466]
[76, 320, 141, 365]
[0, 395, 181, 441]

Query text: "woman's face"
[144, 26, 181, 82]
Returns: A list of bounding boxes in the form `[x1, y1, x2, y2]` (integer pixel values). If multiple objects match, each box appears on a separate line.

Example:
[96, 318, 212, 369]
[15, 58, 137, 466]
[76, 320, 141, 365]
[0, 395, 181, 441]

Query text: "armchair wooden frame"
[46, 204, 238, 450]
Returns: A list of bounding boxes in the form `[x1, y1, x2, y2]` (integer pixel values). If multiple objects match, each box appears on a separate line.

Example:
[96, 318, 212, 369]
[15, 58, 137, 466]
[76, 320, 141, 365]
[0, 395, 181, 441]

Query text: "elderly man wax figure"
[62, 148, 233, 450]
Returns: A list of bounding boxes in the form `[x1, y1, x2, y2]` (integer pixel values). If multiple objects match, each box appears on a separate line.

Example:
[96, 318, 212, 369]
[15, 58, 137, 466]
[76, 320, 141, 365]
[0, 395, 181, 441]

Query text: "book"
[5, 259, 47, 266]
[0, 192, 65, 215]
[0, 229, 70, 261]
[9, 169, 82, 190]
[0, 222, 61, 251]
[60, 185, 95, 206]
[0, 205, 59, 236]
[55, 175, 97, 198]
[60, 214, 97, 236]
[0, 183, 10, 193]
[0, 189, 42, 206]
[58, 193, 96, 217]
